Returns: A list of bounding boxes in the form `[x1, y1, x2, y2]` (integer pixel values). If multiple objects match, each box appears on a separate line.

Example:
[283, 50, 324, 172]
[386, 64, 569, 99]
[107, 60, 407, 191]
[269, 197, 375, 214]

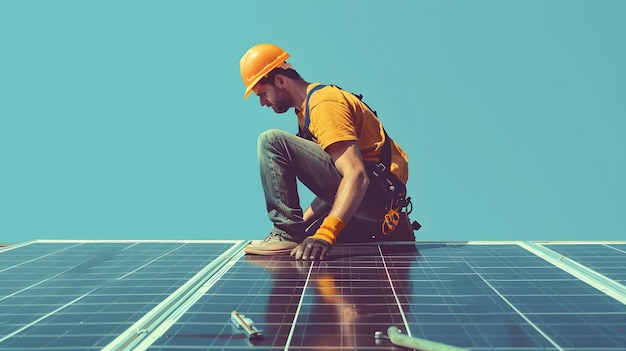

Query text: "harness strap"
[296, 84, 326, 140]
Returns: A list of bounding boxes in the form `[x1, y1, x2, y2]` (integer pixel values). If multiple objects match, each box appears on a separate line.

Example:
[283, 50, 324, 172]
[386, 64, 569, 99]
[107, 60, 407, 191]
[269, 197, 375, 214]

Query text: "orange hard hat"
[240, 43, 290, 99]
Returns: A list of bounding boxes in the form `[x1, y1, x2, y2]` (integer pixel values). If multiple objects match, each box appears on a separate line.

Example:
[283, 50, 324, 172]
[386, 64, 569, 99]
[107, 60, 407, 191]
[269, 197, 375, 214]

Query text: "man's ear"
[274, 74, 286, 88]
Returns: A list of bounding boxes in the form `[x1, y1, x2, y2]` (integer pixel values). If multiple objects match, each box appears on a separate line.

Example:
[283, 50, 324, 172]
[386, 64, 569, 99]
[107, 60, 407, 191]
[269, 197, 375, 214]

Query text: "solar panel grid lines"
[393, 243, 626, 350]
[520, 242, 626, 305]
[291, 248, 410, 350]
[0, 288, 98, 347]
[0, 241, 240, 350]
[282, 259, 314, 351]
[132, 249, 249, 351]
[545, 243, 626, 285]
[146, 245, 413, 350]
[469, 265, 564, 351]
[377, 244, 412, 338]
[102, 240, 248, 351]
[147, 256, 309, 350]
[1, 241, 626, 350]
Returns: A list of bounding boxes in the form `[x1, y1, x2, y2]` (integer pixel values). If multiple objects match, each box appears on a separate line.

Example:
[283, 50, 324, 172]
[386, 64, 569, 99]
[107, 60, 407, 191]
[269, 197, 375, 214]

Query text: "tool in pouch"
[299, 84, 419, 235]
[370, 156, 412, 235]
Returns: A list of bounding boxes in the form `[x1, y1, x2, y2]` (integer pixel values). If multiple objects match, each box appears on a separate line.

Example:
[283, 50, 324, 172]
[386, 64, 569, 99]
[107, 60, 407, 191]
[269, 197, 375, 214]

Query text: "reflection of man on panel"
[246, 246, 414, 348]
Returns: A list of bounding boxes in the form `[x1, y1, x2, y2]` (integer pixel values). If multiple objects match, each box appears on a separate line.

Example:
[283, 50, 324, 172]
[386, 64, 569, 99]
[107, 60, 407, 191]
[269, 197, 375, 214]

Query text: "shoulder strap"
[379, 129, 392, 174]
[297, 84, 327, 140]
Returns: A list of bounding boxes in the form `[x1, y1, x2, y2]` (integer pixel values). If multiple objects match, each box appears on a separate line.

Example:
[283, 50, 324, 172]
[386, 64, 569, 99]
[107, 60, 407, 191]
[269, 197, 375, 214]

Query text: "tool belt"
[365, 162, 413, 235]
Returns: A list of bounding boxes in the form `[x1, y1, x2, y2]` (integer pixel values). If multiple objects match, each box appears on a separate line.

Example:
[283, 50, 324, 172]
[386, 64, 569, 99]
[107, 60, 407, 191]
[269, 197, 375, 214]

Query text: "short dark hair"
[257, 67, 303, 86]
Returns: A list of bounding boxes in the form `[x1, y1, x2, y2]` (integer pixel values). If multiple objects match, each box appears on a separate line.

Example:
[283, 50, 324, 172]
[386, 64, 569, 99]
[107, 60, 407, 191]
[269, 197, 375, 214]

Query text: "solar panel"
[1, 241, 625, 350]
[0, 241, 238, 350]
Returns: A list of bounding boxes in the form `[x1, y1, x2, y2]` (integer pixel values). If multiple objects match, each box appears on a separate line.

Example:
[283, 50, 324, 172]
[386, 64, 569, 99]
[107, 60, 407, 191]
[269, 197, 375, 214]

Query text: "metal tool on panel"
[375, 326, 469, 351]
[231, 310, 263, 338]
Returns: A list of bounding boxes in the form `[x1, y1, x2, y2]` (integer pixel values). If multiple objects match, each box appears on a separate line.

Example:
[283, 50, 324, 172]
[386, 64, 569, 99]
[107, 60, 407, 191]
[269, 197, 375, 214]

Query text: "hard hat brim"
[241, 49, 290, 99]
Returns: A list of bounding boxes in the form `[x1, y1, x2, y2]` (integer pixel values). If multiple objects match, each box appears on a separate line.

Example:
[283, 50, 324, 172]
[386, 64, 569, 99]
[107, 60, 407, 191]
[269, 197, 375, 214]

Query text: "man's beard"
[271, 88, 291, 114]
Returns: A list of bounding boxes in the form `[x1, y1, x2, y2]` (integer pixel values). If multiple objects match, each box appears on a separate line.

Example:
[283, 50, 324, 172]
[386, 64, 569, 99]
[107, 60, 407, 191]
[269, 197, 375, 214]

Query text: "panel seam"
[519, 241, 626, 305]
[101, 240, 249, 351]
[284, 261, 314, 351]
[378, 245, 412, 338]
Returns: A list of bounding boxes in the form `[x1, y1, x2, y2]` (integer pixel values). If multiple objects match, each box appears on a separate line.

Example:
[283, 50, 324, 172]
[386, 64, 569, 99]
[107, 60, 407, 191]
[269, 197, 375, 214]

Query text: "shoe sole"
[244, 246, 295, 255]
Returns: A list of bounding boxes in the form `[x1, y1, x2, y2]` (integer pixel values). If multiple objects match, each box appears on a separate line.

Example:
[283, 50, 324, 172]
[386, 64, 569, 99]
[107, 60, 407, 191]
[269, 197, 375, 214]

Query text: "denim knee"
[257, 129, 288, 154]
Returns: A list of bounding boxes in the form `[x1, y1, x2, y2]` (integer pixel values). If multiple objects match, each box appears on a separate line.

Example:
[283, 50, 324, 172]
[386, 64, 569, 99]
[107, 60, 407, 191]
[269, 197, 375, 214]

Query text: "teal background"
[1, 0, 624, 243]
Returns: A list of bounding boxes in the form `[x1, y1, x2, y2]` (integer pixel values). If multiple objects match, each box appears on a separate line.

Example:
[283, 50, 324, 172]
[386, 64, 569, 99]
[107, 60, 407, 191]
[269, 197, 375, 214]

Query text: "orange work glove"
[291, 216, 345, 260]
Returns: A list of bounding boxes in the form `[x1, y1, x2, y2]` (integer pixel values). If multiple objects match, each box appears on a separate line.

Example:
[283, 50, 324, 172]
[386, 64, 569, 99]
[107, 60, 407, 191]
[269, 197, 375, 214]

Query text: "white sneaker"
[244, 233, 299, 255]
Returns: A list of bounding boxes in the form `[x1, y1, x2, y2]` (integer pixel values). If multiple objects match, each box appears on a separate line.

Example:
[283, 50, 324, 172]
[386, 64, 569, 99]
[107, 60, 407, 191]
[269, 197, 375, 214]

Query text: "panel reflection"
[288, 244, 416, 350]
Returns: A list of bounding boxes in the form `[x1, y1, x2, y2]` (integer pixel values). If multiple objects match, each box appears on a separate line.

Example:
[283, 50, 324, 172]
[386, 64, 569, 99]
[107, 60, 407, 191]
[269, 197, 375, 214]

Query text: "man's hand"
[290, 237, 332, 261]
[291, 216, 344, 261]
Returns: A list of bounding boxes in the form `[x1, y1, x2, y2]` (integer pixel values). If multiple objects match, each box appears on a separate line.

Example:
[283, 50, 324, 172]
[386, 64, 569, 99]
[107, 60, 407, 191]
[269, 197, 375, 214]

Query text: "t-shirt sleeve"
[309, 100, 358, 150]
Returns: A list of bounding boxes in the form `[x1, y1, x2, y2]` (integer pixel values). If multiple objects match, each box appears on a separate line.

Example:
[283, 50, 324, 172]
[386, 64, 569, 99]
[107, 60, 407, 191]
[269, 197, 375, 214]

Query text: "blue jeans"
[258, 129, 388, 242]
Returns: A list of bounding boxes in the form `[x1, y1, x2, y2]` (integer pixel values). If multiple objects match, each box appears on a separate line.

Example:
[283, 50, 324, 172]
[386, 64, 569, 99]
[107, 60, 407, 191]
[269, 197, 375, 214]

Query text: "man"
[240, 43, 414, 261]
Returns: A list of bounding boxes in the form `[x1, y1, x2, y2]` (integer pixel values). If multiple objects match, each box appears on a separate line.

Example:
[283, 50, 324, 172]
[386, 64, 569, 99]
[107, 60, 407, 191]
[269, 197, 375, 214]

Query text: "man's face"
[254, 83, 291, 114]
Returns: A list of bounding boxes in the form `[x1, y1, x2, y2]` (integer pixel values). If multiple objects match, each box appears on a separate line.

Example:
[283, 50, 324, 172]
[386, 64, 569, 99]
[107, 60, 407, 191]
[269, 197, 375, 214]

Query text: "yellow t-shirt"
[296, 83, 409, 183]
